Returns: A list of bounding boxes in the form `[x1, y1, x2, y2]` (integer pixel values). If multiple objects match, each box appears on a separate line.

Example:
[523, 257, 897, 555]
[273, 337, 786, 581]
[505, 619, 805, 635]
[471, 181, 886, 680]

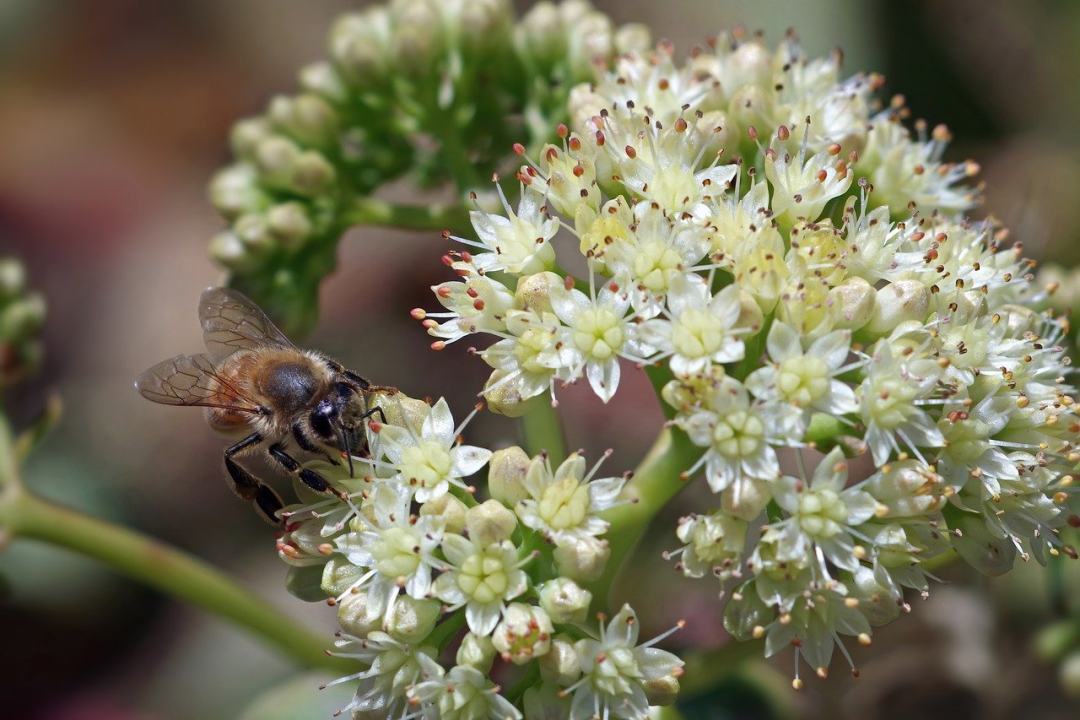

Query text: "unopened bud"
[385, 596, 441, 644]
[419, 492, 468, 534]
[866, 280, 930, 334]
[538, 636, 581, 685]
[266, 202, 313, 248]
[553, 535, 610, 582]
[614, 23, 651, 54]
[328, 9, 392, 82]
[457, 631, 496, 672]
[336, 590, 380, 637]
[514, 271, 563, 314]
[828, 276, 876, 330]
[208, 165, 262, 219]
[488, 446, 532, 506]
[465, 499, 518, 546]
[538, 577, 592, 624]
[290, 150, 336, 195]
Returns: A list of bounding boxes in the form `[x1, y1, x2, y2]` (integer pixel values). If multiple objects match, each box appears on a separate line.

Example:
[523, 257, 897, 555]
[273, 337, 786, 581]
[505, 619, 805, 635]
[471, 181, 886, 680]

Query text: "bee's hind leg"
[268, 443, 347, 501]
[224, 433, 283, 525]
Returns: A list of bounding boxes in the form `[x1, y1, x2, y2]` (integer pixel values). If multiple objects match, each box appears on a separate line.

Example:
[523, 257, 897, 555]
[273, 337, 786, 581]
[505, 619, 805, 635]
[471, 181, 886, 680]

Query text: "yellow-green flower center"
[538, 475, 590, 530]
[711, 410, 764, 458]
[672, 308, 727, 359]
[776, 356, 830, 406]
[572, 308, 625, 360]
[797, 489, 847, 538]
[457, 548, 510, 604]
[371, 527, 421, 578]
[400, 440, 452, 489]
[631, 241, 682, 292]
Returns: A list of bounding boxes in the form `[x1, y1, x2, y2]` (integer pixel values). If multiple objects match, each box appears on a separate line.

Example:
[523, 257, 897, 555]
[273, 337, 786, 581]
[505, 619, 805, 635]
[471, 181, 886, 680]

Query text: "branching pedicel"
[213, 1, 1080, 717]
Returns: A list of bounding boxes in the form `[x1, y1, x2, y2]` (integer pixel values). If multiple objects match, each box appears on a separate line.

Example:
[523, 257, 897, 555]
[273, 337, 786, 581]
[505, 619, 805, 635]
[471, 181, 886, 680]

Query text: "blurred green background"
[1, 1, 1079, 718]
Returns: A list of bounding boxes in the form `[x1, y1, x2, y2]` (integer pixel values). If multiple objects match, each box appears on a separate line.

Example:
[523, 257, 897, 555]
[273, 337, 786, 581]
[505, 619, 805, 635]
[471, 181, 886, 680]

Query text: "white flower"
[858, 343, 944, 465]
[378, 398, 492, 503]
[563, 604, 684, 720]
[324, 631, 432, 718]
[422, 258, 515, 343]
[769, 448, 878, 572]
[333, 485, 444, 624]
[409, 657, 522, 720]
[746, 321, 858, 417]
[492, 602, 554, 665]
[678, 376, 804, 492]
[515, 451, 625, 546]
[550, 279, 655, 401]
[764, 144, 852, 224]
[480, 309, 567, 409]
[640, 276, 746, 377]
[456, 182, 559, 274]
[671, 512, 747, 580]
[433, 535, 530, 635]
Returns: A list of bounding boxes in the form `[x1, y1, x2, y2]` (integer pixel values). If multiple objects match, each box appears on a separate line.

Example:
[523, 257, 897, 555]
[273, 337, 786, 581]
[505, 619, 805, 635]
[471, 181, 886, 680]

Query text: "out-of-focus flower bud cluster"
[207, 0, 648, 334]
[0, 257, 45, 389]
[276, 392, 683, 719]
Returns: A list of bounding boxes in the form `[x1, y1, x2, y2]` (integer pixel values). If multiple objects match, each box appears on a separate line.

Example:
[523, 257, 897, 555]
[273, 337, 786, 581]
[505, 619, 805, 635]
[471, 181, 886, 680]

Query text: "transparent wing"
[199, 287, 295, 361]
[135, 353, 262, 414]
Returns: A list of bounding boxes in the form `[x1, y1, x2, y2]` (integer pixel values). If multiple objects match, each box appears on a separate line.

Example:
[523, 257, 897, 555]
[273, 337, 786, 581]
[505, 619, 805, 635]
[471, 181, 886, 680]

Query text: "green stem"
[0, 416, 350, 673]
[520, 397, 567, 465]
[586, 424, 699, 610]
[342, 196, 470, 233]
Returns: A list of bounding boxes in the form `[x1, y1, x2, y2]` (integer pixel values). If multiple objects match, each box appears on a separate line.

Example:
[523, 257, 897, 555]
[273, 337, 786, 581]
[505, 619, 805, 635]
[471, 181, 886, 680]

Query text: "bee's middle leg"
[268, 443, 346, 500]
[224, 433, 283, 525]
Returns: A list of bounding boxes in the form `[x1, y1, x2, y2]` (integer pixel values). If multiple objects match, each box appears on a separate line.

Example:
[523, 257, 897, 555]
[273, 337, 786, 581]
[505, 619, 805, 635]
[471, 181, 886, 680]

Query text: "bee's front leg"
[224, 433, 283, 525]
[268, 443, 348, 501]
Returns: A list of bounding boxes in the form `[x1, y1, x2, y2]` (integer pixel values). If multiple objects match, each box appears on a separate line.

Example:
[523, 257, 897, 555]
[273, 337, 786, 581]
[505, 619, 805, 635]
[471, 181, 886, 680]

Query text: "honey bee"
[136, 287, 393, 525]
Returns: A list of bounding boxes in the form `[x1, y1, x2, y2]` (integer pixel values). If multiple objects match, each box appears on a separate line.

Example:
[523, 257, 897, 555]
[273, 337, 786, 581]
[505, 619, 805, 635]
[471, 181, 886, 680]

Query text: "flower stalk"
[342, 196, 471, 233]
[0, 414, 350, 673]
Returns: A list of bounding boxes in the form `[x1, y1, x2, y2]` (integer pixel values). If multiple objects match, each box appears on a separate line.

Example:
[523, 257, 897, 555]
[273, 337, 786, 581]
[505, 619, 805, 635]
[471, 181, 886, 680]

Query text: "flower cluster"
[0, 256, 45, 389]
[207, 0, 649, 334]
[277, 392, 683, 718]
[420, 33, 1080, 681]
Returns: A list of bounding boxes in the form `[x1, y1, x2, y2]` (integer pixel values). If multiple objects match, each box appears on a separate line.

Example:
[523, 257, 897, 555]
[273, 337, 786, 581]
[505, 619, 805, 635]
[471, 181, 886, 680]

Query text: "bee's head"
[310, 381, 367, 455]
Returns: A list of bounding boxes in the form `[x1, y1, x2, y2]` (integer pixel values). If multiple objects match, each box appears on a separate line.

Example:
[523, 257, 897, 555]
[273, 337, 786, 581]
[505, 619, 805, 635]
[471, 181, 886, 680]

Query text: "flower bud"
[727, 40, 772, 92]
[492, 603, 554, 664]
[390, 0, 445, 75]
[614, 23, 651, 54]
[233, 214, 274, 253]
[458, 0, 513, 53]
[336, 590, 380, 636]
[266, 202, 313, 248]
[328, 9, 392, 82]
[516, 2, 565, 65]
[290, 150, 336, 195]
[483, 371, 531, 417]
[385, 596, 441, 644]
[1061, 650, 1080, 698]
[566, 11, 613, 79]
[0, 258, 26, 299]
[230, 117, 273, 161]
[457, 631, 496, 672]
[253, 135, 301, 186]
[553, 535, 610, 582]
[208, 231, 254, 271]
[208, 165, 262, 219]
[849, 565, 902, 626]
[465, 499, 517, 546]
[488, 445, 531, 506]
[298, 61, 347, 104]
[537, 636, 581, 685]
[827, 276, 875, 330]
[268, 93, 339, 148]
[514, 271, 562, 314]
[866, 280, 930, 335]
[864, 460, 944, 516]
[538, 577, 592, 624]
[321, 556, 364, 596]
[721, 477, 770, 521]
[643, 672, 681, 706]
[419, 492, 468, 534]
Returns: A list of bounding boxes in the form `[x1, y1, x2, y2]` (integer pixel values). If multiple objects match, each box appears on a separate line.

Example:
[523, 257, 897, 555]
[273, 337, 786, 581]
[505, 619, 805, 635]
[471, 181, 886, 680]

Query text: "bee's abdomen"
[258, 359, 320, 413]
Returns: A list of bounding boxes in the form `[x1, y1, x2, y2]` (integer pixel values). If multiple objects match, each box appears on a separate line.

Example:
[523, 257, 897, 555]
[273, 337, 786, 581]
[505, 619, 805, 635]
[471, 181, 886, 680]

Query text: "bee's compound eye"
[310, 401, 336, 439]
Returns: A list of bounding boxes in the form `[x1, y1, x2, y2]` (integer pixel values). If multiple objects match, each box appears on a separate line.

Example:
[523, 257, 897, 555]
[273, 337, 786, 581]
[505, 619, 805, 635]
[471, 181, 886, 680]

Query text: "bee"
[135, 287, 392, 525]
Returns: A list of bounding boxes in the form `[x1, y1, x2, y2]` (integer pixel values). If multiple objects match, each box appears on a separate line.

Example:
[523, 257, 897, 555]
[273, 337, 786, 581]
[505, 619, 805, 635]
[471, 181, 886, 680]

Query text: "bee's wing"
[198, 287, 295, 361]
[135, 353, 262, 414]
